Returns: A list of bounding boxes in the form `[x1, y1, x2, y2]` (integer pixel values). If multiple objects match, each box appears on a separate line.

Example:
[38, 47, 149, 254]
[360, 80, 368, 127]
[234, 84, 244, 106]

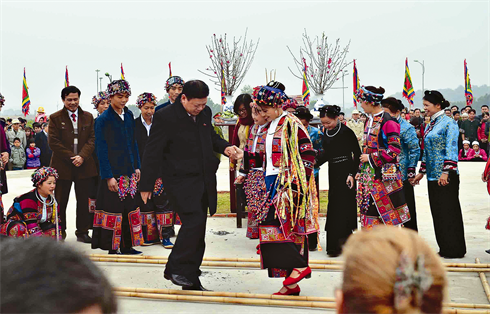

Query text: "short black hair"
[469, 109, 476, 114]
[32, 122, 41, 129]
[180, 80, 209, 101]
[0, 237, 117, 313]
[13, 137, 20, 143]
[414, 108, 421, 112]
[41, 122, 49, 128]
[61, 85, 81, 100]
[444, 108, 451, 112]
[7, 118, 12, 123]
[451, 105, 459, 110]
[453, 110, 460, 116]
[319, 105, 341, 119]
[233, 94, 253, 117]
[28, 138, 36, 144]
[482, 105, 489, 109]
[381, 97, 404, 113]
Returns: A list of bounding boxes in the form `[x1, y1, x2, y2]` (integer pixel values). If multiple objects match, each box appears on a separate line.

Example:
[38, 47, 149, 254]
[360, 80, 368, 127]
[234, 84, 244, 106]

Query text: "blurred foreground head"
[339, 226, 447, 314]
[1, 237, 116, 313]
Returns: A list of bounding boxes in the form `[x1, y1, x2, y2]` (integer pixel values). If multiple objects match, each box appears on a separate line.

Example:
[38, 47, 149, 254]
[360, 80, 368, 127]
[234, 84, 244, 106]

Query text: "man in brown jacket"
[49, 86, 97, 242]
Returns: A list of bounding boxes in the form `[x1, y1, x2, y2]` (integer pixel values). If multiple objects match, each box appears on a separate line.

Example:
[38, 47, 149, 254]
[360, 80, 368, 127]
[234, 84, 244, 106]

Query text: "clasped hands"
[224, 145, 243, 160]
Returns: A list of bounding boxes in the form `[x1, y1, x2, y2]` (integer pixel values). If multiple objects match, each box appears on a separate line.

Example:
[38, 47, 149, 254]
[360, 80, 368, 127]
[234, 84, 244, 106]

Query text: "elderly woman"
[242, 82, 318, 296]
[0, 167, 61, 239]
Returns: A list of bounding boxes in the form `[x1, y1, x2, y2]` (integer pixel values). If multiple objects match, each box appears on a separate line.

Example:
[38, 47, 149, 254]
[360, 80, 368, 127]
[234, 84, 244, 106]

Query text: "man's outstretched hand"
[224, 146, 243, 160]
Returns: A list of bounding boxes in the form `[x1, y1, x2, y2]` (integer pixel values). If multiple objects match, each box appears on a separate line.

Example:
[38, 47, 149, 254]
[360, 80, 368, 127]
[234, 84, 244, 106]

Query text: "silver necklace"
[326, 121, 341, 137]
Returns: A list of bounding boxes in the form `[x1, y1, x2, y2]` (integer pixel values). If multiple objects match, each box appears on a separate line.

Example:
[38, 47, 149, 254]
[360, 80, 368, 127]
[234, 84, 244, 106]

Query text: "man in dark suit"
[49, 86, 98, 242]
[140, 80, 242, 290]
[35, 122, 52, 167]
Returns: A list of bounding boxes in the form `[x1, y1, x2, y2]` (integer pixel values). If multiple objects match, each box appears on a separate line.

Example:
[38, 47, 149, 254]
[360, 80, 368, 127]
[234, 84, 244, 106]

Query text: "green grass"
[216, 191, 329, 214]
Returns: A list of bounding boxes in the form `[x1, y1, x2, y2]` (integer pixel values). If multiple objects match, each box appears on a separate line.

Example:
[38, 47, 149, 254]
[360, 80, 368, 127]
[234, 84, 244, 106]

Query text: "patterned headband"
[283, 98, 298, 111]
[91, 91, 109, 109]
[166, 76, 185, 91]
[356, 86, 384, 104]
[107, 80, 131, 97]
[252, 85, 288, 108]
[0, 92, 4, 106]
[136, 92, 158, 108]
[31, 167, 59, 187]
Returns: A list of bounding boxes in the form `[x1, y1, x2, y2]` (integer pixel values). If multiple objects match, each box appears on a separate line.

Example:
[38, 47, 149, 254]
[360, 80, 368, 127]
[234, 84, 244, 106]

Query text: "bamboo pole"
[476, 258, 490, 303]
[88, 254, 489, 268]
[115, 290, 490, 313]
[91, 257, 490, 273]
[115, 291, 336, 309]
[114, 287, 490, 309]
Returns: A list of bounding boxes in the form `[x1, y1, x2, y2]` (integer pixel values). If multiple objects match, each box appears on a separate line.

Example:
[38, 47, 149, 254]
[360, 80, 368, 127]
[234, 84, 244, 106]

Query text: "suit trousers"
[164, 189, 208, 286]
[55, 177, 93, 236]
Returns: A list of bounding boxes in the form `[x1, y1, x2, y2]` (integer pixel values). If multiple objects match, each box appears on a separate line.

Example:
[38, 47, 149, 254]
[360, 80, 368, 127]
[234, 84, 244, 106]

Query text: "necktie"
[191, 115, 196, 122]
[71, 113, 77, 122]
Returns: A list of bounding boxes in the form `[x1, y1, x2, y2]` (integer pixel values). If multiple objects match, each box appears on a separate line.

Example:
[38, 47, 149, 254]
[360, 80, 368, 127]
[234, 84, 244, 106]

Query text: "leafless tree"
[288, 30, 352, 95]
[199, 29, 259, 96]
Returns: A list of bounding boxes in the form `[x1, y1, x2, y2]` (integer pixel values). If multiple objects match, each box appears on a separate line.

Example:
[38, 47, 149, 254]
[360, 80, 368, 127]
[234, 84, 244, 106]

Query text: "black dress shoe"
[77, 234, 92, 243]
[164, 273, 194, 287]
[327, 251, 341, 258]
[182, 285, 211, 291]
[486, 249, 490, 254]
[62, 230, 67, 240]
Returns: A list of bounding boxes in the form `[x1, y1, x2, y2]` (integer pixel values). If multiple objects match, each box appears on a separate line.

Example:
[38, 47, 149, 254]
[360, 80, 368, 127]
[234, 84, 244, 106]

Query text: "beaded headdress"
[283, 98, 298, 111]
[252, 85, 288, 108]
[107, 80, 131, 97]
[91, 91, 109, 109]
[356, 86, 384, 104]
[136, 92, 157, 109]
[165, 76, 185, 91]
[31, 167, 59, 187]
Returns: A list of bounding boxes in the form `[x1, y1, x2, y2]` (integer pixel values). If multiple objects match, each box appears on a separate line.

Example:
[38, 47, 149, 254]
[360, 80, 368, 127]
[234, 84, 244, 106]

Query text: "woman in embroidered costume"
[92, 80, 144, 255]
[134, 92, 174, 249]
[232, 94, 255, 217]
[316, 105, 360, 257]
[293, 106, 323, 251]
[413, 90, 466, 258]
[242, 82, 318, 296]
[381, 97, 421, 232]
[355, 86, 410, 229]
[339, 226, 447, 314]
[236, 108, 270, 239]
[483, 157, 490, 254]
[1, 167, 61, 239]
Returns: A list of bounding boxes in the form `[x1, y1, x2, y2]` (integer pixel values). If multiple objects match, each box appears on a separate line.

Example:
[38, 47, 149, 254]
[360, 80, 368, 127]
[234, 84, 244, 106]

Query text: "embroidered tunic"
[419, 111, 459, 181]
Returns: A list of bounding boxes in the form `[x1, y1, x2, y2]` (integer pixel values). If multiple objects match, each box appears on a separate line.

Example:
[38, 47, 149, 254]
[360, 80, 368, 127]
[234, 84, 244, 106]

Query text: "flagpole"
[96, 69, 100, 93]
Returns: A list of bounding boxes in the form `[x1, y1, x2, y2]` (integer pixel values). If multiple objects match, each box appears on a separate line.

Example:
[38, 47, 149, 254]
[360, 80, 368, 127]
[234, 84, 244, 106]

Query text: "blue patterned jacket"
[397, 117, 420, 181]
[419, 111, 459, 181]
[308, 125, 323, 177]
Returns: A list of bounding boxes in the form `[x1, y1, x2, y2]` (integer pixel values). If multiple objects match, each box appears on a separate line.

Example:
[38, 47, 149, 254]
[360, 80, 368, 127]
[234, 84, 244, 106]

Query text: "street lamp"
[341, 69, 349, 112]
[95, 69, 100, 93]
[414, 60, 425, 95]
[99, 77, 103, 92]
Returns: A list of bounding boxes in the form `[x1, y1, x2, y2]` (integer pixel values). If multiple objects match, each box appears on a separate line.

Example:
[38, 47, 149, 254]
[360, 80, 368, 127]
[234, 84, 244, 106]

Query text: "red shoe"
[273, 285, 301, 296]
[283, 267, 311, 286]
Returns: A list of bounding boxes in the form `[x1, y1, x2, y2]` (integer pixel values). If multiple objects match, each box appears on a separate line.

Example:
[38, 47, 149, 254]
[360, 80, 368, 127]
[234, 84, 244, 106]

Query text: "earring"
[275, 110, 278, 115]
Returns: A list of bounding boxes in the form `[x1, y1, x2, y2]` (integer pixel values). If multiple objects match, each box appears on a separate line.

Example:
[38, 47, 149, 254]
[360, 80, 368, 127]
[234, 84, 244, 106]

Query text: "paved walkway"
[3, 161, 489, 313]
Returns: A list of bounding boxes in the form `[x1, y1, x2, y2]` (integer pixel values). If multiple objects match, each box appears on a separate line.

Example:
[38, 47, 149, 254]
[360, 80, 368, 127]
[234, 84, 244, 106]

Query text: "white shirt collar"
[140, 114, 152, 126]
[431, 110, 444, 121]
[67, 108, 78, 117]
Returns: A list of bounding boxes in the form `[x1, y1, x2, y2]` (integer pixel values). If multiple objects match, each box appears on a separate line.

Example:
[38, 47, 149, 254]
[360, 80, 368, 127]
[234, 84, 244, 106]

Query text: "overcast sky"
[1, 0, 489, 116]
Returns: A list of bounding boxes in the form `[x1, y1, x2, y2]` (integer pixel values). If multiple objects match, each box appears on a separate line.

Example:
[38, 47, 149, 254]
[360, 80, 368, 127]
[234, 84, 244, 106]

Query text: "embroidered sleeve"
[369, 120, 401, 167]
[298, 127, 316, 181]
[443, 121, 459, 173]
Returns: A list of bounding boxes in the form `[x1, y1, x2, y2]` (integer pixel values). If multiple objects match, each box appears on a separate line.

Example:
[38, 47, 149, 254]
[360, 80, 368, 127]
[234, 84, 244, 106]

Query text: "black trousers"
[427, 173, 466, 258]
[55, 177, 93, 236]
[402, 180, 418, 231]
[307, 175, 320, 250]
[165, 190, 208, 286]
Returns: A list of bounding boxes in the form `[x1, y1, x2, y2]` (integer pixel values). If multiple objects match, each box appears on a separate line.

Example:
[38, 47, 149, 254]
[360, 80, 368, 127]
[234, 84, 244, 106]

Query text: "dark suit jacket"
[35, 131, 52, 167]
[140, 101, 230, 216]
[134, 115, 149, 162]
[48, 106, 97, 180]
[155, 100, 171, 112]
[95, 106, 140, 180]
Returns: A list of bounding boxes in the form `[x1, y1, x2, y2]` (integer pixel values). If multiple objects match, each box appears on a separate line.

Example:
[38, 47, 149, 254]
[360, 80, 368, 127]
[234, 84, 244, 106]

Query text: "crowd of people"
[0, 77, 489, 299]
